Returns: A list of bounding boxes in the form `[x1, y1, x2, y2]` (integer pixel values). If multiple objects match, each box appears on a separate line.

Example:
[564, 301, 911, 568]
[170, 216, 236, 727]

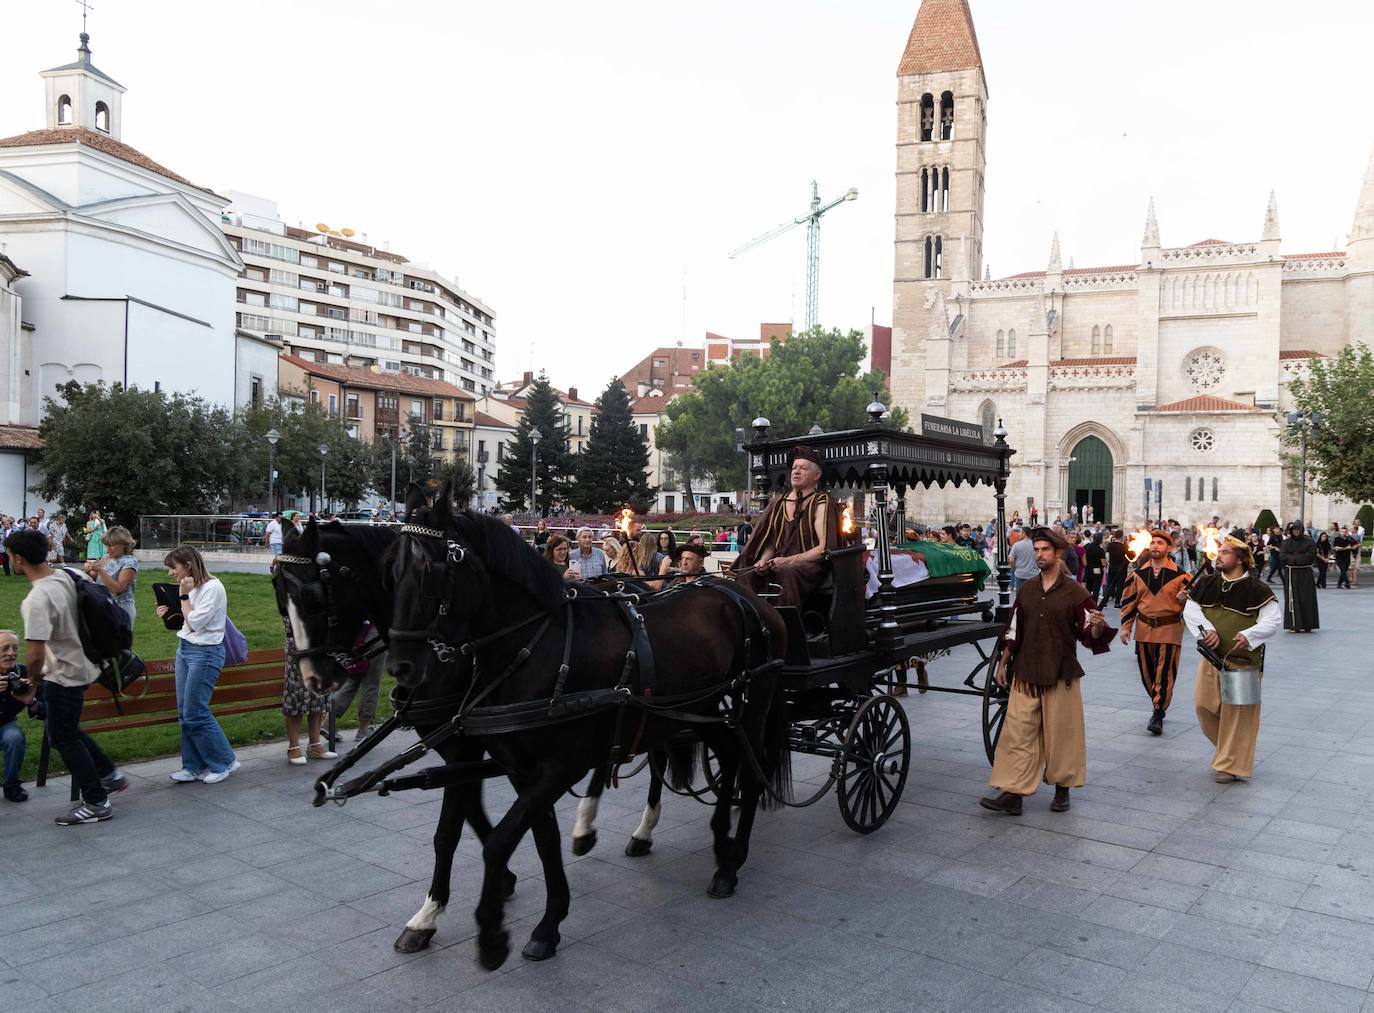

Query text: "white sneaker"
[202, 760, 241, 784]
[168, 769, 203, 783]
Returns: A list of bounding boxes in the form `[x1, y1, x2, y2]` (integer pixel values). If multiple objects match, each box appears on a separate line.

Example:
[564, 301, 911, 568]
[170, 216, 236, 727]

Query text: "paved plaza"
[3, 584, 1374, 1012]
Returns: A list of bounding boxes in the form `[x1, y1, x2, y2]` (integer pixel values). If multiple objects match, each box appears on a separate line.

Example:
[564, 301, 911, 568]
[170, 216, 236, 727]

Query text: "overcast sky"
[3, 1, 1371, 398]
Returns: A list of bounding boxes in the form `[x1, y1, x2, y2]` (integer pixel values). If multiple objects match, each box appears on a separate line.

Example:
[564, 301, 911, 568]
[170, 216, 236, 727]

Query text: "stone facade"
[890, 0, 1374, 529]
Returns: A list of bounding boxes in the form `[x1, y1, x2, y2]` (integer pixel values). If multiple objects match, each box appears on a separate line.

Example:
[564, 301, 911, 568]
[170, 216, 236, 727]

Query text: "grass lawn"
[1, 570, 393, 781]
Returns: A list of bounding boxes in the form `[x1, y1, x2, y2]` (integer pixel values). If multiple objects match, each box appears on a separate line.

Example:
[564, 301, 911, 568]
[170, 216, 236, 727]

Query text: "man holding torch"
[1120, 530, 1191, 735]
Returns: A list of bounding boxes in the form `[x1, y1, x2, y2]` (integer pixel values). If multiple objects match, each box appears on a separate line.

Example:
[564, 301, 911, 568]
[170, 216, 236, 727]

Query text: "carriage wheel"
[701, 744, 744, 807]
[836, 694, 910, 834]
[981, 638, 1010, 765]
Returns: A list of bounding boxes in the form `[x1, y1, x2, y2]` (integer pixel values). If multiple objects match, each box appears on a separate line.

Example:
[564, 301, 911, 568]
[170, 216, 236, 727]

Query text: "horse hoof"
[624, 837, 653, 858]
[521, 935, 560, 961]
[393, 927, 436, 953]
[503, 870, 518, 898]
[707, 876, 737, 899]
[477, 934, 510, 971]
[571, 831, 597, 856]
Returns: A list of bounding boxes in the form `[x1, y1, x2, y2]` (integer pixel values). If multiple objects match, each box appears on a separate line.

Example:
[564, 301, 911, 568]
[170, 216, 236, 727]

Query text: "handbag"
[96, 650, 147, 715]
[223, 617, 249, 667]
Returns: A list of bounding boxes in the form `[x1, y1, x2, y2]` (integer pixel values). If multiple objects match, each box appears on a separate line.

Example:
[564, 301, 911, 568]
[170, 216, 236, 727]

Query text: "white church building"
[890, 0, 1374, 529]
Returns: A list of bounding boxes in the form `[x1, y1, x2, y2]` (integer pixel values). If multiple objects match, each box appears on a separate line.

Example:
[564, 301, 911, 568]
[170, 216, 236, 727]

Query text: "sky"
[2, 1, 1371, 399]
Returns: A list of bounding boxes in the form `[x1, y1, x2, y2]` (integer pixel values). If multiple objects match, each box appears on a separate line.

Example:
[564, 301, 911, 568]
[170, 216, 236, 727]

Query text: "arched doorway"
[1068, 435, 1113, 523]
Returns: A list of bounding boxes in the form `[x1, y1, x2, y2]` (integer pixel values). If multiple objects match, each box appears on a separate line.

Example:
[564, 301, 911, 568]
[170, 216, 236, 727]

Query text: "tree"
[431, 457, 477, 508]
[654, 327, 910, 493]
[232, 399, 371, 511]
[571, 378, 655, 513]
[402, 417, 436, 487]
[35, 381, 237, 530]
[495, 373, 575, 515]
[1284, 344, 1374, 504]
[1254, 508, 1278, 532]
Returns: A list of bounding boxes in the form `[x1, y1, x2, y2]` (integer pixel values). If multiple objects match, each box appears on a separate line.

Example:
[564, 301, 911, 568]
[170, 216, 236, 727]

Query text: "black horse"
[273, 519, 519, 953]
[386, 484, 790, 971]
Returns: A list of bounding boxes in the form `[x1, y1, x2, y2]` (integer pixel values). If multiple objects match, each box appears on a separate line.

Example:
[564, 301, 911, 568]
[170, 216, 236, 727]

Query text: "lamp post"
[265, 428, 281, 510]
[1287, 411, 1322, 526]
[529, 428, 543, 517]
[318, 443, 330, 514]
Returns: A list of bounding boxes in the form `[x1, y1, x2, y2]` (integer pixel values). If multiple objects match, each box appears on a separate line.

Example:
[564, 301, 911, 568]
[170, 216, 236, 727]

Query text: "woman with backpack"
[156, 545, 239, 784]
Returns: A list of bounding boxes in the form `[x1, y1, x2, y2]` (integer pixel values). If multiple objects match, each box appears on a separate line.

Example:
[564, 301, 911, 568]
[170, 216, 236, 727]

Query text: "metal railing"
[139, 515, 276, 553]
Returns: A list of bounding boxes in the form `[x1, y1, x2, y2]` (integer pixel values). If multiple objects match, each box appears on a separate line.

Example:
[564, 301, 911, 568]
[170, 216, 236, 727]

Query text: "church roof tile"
[0, 425, 43, 451]
[1279, 349, 1323, 360]
[897, 0, 984, 78]
[1154, 394, 1258, 412]
[0, 127, 213, 193]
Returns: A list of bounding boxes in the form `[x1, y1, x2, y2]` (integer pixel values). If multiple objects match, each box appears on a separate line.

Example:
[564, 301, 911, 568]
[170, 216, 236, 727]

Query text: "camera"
[4, 670, 31, 697]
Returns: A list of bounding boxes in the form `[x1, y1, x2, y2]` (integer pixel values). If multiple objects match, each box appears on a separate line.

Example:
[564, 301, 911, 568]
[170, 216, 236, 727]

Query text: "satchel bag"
[223, 617, 249, 667]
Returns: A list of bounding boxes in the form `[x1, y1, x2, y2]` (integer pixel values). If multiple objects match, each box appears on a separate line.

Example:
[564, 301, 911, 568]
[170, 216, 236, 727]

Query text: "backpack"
[60, 568, 134, 665]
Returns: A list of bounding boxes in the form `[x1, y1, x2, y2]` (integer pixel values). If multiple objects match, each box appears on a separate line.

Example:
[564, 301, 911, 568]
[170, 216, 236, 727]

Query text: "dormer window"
[94, 101, 109, 132]
[57, 95, 72, 125]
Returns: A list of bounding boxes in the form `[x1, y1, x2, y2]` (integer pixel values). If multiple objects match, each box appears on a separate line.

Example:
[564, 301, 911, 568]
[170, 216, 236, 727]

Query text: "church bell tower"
[39, 31, 126, 139]
[890, 0, 987, 415]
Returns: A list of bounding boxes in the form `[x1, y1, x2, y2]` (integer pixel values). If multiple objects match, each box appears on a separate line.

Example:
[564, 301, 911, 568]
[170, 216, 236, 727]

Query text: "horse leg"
[519, 805, 572, 961]
[707, 742, 742, 899]
[474, 764, 570, 971]
[571, 766, 605, 856]
[395, 782, 463, 952]
[462, 771, 518, 898]
[624, 759, 663, 857]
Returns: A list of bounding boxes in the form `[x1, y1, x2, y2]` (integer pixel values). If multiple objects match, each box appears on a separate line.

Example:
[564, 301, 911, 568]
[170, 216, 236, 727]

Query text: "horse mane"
[282, 520, 397, 560]
[449, 510, 565, 610]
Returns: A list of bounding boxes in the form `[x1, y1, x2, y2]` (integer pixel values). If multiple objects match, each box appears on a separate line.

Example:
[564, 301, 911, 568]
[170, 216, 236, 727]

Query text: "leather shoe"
[1051, 786, 1070, 812]
[3, 784, 29, 802]
[1147, 710, 1164, 736]
[916, 662, 929, 695]
[979, 791, 1022, 815]
[1213, 771, 1238, 783]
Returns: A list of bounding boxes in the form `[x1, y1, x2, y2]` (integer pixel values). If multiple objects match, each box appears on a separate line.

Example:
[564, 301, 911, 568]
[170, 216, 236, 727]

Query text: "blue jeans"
[175, 640, 236, 774]
[1, 719, 23, 787]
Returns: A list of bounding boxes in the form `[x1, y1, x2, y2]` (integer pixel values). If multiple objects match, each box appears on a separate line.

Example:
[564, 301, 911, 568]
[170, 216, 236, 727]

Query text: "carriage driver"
[733, 446, 839, 607]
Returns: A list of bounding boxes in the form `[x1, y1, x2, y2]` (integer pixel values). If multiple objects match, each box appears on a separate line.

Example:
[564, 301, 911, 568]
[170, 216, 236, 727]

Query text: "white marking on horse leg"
[631, 801, 661, 842]
[405, 894, 444, 931]
[573, 795, 599, 840]
[286, 598, 322, 689]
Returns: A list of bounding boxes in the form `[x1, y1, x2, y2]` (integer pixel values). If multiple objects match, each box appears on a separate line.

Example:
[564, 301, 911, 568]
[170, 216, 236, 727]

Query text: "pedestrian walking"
[1333, 528, 1355, 589]
[328, 623, 382, 743]
[1280, 522, 1319, 632]
[1315, 531, 1333, 589]
[264, 512, 283, 556]
[1084, 531, 1106, 603]
[1184, 536, 1279, 782]
[1008, 532, 1038, 591]
[1263, 526, 1283, 584]
[5, 528, 127, 824]
[157, 546, 240, 783]
[1120, 531, 1190, 735]
[980, 528, 1114, 815]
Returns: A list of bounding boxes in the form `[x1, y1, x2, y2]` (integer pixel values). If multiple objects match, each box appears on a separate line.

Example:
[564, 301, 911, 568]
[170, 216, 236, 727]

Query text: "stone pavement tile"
[1100, 974, 1239, 1013]
[1153, 831, 1251, 868]
[224, 836, 303, 869]
[1129, 851, 1223, 888]
[174, 932, 304, 987]
[215, 950, 378, 1009]
[184, 867, 295, 909]
[510, 893, 639, 946]
[1001, 945, 1128, 1005]
[20, 938, 160, 997]
[584, 860, 699, 913]
[1260, 936, 1374, 990]
[1246, 830, 1334, 863]
[1189, 888, 1295, 932]
[647, 935, 849, 1013]
[1102, 870, 1204, 912]
[714, 905, 907, 983]
[1030, 913, 1160, 970]
[1235, 965, 1367, 1013]
[273, 855, 414, 903]
[923, 857, 1025, 897]
[1210, 867, 1309, 906]
[254, 902, 391, 954]
[48, 962, 221, 1013]
[1134, 940, 1258, 999]
[362, 944, 509, 1008]
[840, 955, 1006, 1013]
[1165, 912, 1283, 964]
[582, 910, 714, 964]
[1265, 814, 1351, 843]
[125, 910, 245, 959]
[220, 882, 337, 930]
[992, 846, 1128, 893]
[0, 971, 52, 1012]
[1000, 876, 1101, 915]
[1079, 894, 1182, 939]
[1226, 846, 1322, 884]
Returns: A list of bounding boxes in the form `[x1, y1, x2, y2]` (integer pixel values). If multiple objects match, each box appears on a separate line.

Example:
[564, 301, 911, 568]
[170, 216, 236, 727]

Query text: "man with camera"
[1, 629, 40, 802]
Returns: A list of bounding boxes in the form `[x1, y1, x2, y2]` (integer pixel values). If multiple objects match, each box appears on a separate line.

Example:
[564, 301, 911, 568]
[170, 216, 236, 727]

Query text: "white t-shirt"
[266, 519, 283, 546]
[180, 578, 227, 646]
[20, 570, 99, 687]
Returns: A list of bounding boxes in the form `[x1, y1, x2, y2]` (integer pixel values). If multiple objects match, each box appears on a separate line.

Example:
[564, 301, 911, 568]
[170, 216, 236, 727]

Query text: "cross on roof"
[76, 0, 94, 35]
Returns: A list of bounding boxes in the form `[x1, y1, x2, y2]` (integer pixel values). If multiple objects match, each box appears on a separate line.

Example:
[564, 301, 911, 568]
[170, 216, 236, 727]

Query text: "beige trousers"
[1193, 659, 1261, 778]
[988, 678, 1086, 795]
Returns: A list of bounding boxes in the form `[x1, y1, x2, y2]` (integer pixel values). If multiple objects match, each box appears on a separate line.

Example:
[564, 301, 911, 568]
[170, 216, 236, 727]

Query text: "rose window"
[1189, 428, 1215, 453]
[1184, 349, 1226, 391]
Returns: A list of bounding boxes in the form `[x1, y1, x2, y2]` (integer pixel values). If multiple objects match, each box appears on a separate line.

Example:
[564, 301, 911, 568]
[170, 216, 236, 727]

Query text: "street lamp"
[1287, 411, 1322, 526]
[265, 428, 281, 509]
[529, 428, 543, 517]
[318, 443, 330, 514]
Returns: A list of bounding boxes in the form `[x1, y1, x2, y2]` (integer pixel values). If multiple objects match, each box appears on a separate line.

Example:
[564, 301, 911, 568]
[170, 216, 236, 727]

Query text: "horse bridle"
[387, 523, 474, 663]
[274, 551, 387, 668]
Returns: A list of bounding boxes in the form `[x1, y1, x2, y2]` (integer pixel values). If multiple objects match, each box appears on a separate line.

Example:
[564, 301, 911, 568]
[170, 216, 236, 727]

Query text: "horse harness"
[274, 552, 388, 669]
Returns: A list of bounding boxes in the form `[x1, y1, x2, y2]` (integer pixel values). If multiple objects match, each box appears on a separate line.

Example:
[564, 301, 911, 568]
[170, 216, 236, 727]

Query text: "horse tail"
[662, 736, 698, 793]
[758, 672, 792, 811]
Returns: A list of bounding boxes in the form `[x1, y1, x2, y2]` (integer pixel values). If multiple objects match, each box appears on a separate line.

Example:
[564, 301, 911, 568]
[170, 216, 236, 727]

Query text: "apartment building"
[481, 372, 597, 454]
[472, 409, 516, 512]
[619, 344, 704, 398]
[278, 354, 475, 465]
[221, 192, 496, 396]
[704, 322, 792, 367]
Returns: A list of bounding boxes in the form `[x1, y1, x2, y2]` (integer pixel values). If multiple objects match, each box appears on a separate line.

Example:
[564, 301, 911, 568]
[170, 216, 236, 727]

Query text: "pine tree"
[571, 379, 655, 513]
[495, 373, 574, 515]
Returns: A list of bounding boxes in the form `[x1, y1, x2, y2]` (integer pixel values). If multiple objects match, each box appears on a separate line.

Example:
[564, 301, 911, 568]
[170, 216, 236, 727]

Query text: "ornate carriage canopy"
[747, 414, 1015, 493]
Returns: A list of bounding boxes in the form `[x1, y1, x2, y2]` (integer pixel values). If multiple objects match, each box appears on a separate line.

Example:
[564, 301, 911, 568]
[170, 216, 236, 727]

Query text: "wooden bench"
[36, 647, 288, 798]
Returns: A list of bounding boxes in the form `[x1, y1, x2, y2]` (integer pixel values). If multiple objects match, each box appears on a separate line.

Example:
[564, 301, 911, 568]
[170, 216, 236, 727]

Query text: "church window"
[1104, 324, 1113, 354]
[996, 329, 1005, 357]
[919, 94, 934, 141]
[1185, 477, 1191, 501]
[57, 95, 72, 125]
[939, 91, 954, 140]
[1212, 477, 1219, 501]
[1091, 325, 1101, 355]
[1190, 428, 1215, 453]
[94, 101, 110, 132]
[934, 236, 943, 278]
[1184, 348, 1226, 391]
[1007, 329, 1017, 358]
[923, 236, 933, 278]
[920, 168, 929, 212]
[940, 167, 950, 211]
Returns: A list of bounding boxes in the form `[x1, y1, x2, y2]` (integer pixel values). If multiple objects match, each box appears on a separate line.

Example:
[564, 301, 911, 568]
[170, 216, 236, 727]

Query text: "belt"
[1138, 613, 1182, 628]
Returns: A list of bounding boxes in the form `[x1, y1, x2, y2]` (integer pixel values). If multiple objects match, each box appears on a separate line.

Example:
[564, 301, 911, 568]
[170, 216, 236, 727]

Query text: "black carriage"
[736, 401, 1016, 833]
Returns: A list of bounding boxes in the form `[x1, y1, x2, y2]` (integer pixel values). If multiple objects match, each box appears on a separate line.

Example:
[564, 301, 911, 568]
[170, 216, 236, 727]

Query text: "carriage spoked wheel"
[981, 636, 1010, 765]
[835, 693, 911, 834]
[700, 744, 744, 807]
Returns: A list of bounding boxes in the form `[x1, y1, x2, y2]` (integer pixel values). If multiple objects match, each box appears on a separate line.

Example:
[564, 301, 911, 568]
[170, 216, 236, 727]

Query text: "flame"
[840, 503, 855, 538]
[615, 508, 633, 541]
[1125, 529, 1153, 562]
[1199, 526, 1221, 561]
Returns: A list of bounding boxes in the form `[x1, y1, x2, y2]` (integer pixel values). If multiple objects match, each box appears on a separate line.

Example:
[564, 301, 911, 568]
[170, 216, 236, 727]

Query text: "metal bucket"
[1218, 665, 1261, 706]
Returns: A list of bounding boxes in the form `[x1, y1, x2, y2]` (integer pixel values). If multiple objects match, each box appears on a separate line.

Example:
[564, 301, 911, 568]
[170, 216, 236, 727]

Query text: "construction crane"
[728, 180, 858, 331]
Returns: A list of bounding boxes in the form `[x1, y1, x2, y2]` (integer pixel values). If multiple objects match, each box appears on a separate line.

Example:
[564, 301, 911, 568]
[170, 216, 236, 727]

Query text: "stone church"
[889, 0, 1374, 528]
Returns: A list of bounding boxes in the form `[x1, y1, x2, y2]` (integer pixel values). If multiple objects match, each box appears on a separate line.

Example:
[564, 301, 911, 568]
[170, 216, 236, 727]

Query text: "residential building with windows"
[221, 192, 496, 398]
[704, 323, 792, 367]
[481, 372, 596, 454]
[472, 409, 516, 512]
[630, 388, 736, 515]
[277, 354, 474, 466]
[619, 344, 704, 397]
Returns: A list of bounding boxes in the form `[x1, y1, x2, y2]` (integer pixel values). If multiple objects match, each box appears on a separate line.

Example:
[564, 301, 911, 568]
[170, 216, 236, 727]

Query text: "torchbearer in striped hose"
[1119, 531, 1190, 736]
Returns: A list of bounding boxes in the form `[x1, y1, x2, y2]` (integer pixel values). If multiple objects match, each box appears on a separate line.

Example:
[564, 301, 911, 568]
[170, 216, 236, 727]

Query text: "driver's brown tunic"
[735, 490, 837, 606]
